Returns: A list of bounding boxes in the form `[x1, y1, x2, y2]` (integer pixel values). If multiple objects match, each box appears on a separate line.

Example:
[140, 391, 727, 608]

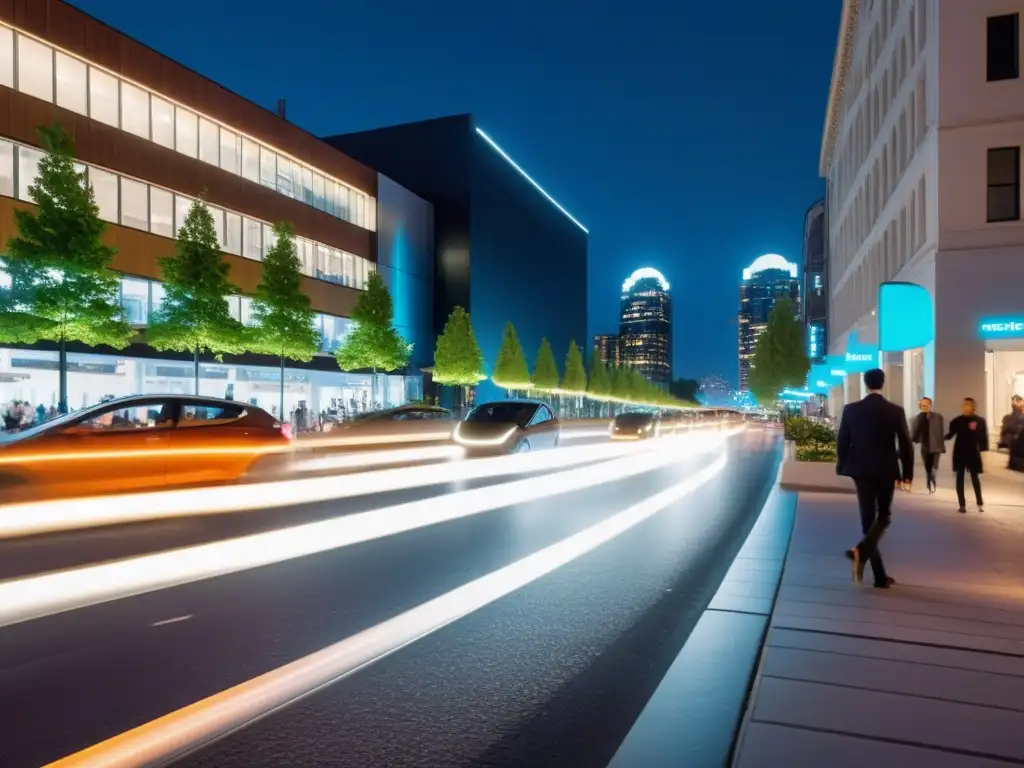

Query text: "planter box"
[779, 440, 855, 494]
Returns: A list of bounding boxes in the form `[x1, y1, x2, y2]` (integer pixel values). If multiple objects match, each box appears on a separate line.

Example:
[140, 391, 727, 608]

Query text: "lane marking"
[150, 615, 193, 628]
[0, 431, 741, 629]
[46, 451, 728, 768]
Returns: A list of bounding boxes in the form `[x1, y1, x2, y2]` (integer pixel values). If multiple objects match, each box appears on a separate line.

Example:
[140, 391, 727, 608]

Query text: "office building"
[823, 0, 1024, 435]
[326, 115, 588, 402]
[619, 267, 672, 388]
[803, 200, 828, 363]
[0, 0, 433, 416]
[593, 334, 621, 367]
[738, 254, 801, 391]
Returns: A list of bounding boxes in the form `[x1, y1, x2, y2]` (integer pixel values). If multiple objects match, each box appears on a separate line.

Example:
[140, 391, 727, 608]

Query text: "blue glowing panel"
[807, 362, 843, 393]
[843, 331, 879, 373]
[979, 317, 1024, 338]
[879, 282, 934, 351]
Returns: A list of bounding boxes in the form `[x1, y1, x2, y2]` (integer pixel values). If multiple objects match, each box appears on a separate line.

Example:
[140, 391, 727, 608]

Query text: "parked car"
[0, 395, 291, 500]
[453, 400, 560, 456]
[609, 411, 662, 440]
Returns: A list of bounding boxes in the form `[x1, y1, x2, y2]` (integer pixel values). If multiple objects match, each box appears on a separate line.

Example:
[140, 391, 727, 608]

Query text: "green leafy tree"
[433, 306, 485, 410]
[532, 337, 560, 392]
[2, 124, 132, 412]
[562, 340, 587, 394]
[628, 368, 651, 402]
[749, 298, 810, 408]
[669, 377, 700, 403]
[148, 197, 246, 393]
[587, 357, 610, 417]
[492, 321, 531, 393]
[611, 365, 632, 402]
[250, 221, 320, 419]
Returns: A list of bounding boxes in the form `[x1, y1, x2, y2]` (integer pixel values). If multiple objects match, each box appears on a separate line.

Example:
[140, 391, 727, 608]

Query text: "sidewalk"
[731, 489, 1024, 766]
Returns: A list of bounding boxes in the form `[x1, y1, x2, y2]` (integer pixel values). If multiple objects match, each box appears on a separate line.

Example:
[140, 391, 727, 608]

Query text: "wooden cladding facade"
[0, 197, 362, 319]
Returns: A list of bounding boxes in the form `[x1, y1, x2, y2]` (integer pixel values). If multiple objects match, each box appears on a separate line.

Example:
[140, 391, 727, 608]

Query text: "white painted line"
[150, 615, 193, 628]
[0, 431, 740, 629]
[47, 451, 728, 767]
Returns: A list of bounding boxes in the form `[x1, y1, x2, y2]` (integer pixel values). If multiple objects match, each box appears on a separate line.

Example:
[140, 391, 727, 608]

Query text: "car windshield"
[614, 413, 654, 426]
[466, 403, 537, 427]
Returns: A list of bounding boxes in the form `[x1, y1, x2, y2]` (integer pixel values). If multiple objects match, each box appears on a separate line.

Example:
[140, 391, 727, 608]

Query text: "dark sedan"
[609, 411, 661, 440]
[453, 401, 560, 456]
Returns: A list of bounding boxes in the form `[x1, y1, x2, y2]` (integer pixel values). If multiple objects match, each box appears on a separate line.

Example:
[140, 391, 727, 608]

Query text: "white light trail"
[46, 452, 728, 768]
[0, 432, 738, 629]
[290, 445, 465, 474]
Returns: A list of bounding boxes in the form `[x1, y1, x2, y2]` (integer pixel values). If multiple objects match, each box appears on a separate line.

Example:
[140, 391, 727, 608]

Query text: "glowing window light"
[622, 267, 670, 293]
[742, 254, 799, 280]
[474, 127, 588, 233]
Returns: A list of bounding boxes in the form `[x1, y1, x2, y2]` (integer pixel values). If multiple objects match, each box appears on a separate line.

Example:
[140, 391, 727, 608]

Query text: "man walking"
[911, 397, 945, 493]
[999, 395, 1024, 472]
[945, 397, 989, 513]
[836, 368, 914, 588]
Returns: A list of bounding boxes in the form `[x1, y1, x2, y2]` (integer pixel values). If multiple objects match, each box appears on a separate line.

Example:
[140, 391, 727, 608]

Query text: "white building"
[822, 0, 1024, 436]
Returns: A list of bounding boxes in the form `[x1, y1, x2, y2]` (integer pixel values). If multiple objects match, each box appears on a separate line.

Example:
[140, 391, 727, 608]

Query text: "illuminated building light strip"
[0, 431, 741, 629]
[46, 452, 728, 768]
[474, 127, 588, 233]
[0, 436, 668, 539]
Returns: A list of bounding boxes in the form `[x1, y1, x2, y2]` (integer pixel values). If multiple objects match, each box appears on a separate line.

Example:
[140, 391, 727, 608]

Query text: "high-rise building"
[822, 1, 1024, 435]
[738, 254, 801, 391]
[619, 267, 671, 388]
[593, 334, 621, 367]
[803, 200, 827, 363]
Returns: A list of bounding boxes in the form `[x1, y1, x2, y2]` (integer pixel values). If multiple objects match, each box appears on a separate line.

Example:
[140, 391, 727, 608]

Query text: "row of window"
[0, 23, 375, 231]
[0, 138, 375, 290]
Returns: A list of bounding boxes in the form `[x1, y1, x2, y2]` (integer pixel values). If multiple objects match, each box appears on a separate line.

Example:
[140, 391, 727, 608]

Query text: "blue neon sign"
[842, 331, 879, 373]
[879, 282, 934, 351]
[980, 318, 1024, 338]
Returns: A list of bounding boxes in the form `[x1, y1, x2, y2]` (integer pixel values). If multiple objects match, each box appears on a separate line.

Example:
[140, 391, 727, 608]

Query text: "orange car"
[0, 394, 292, 500]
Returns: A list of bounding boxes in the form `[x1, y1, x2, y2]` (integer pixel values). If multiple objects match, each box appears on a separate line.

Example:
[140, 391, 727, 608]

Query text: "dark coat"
[837, 393, 914, 482]
[945, 415, 989, 473]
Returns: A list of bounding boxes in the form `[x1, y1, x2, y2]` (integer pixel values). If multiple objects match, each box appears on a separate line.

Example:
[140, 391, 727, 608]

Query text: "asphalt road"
[0, 428, 780, 767]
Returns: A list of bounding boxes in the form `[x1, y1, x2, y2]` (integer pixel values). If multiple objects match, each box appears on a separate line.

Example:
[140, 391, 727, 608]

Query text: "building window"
[219, 128, 240, 175]
[150, 187, 173, 237]
[89, 167, 118, 223]
[207, 204, 225, 249]
[174, 194, 194, 235]
[276, 156, 294, 197]
[151, 96, 174, 149]
[313, 174, 325, 211]
[89, 67, 119, 128]
[987, 14, 1019, 82]
[16, 146, 41, 201]
[120, 177, 148, 231]
[175, 107, 198, 159]
[55, 52, 87, 115]
[198, 118, 219, 166]
[18, 35, 53, 103]
[151, 281, 166, 314]
[988, 147, 1020, 222]
[120, 277, 150, 325]
[243, 217, 262, 261]
[241, 138, 259, 183]
[0, 25, 12, 89]
[262, 223, 277, 258]
[0, 139, 13, 198]
[121, 81, 150, 140]
[259, 147, 276, 189]
[225, 212, 242, 256]
[301, 167, 313, 205]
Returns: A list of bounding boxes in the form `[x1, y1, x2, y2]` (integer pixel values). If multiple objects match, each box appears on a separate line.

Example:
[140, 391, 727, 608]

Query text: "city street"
[0, 427, 779, 767]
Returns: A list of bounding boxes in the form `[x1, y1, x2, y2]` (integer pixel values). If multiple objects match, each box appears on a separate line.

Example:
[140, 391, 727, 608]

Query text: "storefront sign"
[979, 317, 1024, 338]
[842, 331, 879, 373]
[879, 282, 934, 351]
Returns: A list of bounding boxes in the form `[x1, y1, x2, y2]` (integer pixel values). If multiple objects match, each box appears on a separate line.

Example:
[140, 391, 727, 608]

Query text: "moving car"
[609, 411, 662, 440]
[0, 394, 291, 500]
[453, 400, 560, 456]
[318, 404, 455, 445]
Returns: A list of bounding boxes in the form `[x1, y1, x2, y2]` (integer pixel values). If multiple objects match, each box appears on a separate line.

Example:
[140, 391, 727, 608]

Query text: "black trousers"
[853, 476, 894, 584]
[922, 452, 940, 486]
[955, 466, 983, 507]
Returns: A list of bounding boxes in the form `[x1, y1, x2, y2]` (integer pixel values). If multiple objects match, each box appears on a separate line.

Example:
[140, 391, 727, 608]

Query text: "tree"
[561, 340, 587, 394]
[669, 377, 700, 403]
[3, 124, 132, 412]
[149, 197, 246, 394]
[749, 298, 810, 408]
[611, 365, 632, 402]
[250, 221, 320, 419]
[433, 306, 485, 409]
[532, 337, 560, 392]
[492, 321, 531, 393]
[587, 357, 609, 398]
[628, 368, 651, 402]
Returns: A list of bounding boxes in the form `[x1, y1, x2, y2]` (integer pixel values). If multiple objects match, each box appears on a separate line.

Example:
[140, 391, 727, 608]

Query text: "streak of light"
[0, 431, 740, 629]
[290, 445, 465, 473]
[46, 452, 728, 768]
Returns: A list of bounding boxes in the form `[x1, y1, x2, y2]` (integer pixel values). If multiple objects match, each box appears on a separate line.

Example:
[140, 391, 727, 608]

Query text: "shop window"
[242, 138, 259, 183]
[0, 25, 12, 89]
[259, 147, 276, 189]
[0, 139, 12, 198]
[988, 14, 1019, 82]
[121, 81, 150, 140]
[243, 217, 262, 261]
[151, 96, 175, 149]
[175, 107, 198, 159]
[90, 167, 118, 223]
[150, 187, 173, 237]
[17, 35, 53, 103]
[55, 52, 87, 115]
[89, 67, 119, 128]
[120, 177, 148, 231]
[198, 118, 219, 166]
[988, 147, 1020, 223]
[120, 277, 150, 325]
[225, 212, 242, 256]
[220, 128, 240, 175]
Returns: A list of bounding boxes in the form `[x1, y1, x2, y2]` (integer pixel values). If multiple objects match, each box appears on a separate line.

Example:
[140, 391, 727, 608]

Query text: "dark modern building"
[738, 254, 801, 392]
[803, 200, 827, 363]
[593, 334, 621, 368]
[326, 115, 588, 402]
[0, 0, 434, 415]
[619, 268, 672, 388]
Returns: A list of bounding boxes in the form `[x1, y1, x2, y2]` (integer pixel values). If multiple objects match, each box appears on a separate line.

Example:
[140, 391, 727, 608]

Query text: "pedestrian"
[836, 368, 913, 588]
[910, 397, 945, 493]
[998, 395, 1024, 472]
[945, 397, 988, 514]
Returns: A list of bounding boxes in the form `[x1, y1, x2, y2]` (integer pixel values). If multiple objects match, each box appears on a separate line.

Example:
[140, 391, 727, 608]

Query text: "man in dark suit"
[836, 368, 914, 588]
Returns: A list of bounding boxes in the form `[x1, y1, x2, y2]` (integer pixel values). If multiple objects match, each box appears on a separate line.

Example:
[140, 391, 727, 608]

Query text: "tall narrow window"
[241, 138, 259, 182]
[17, 35, 53, 102]
[120, 177, 148, 231]
[988, 14, 1019, 82]
[151, 96, 174, 149]
[175, 107, 198, 159]
[55, 52, 87, 115]
[0, 25, 12, 88]
[89, 68, 119, 128]
[120, 81, 150, 139]
[150, 187, 173, 237]
[198, 118, 219, 166]
[89, 167, 119, 223]
[220, 128, 240, 175]
[0, 139, 13, 197]
[988, 147, 1020, 222]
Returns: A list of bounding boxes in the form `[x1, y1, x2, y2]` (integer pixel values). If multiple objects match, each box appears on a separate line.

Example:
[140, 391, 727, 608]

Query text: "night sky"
[73, 0, 840, 387]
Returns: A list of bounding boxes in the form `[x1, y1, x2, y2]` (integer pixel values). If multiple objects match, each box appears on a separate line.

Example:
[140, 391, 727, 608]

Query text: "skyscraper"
[738, 254, 801, 391]
[803, 200, 827, 363]
[619, 267, 672, 388]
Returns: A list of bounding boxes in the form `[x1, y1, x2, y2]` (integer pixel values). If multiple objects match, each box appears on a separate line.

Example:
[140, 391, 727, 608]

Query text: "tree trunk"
[58, 333, 68, 414]
[279, 355, 286, 422]
[194, 346, 200, 396]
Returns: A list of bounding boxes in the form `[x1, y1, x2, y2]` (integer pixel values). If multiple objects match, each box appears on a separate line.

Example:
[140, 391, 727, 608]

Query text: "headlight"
[608, 422, 615, 434]
[644, 423, 652, 432]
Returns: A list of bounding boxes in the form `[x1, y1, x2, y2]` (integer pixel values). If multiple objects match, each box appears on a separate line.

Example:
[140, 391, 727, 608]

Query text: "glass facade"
[619, 273, 672, 388]
[738, 266, 802, 391]
[1, 137, 375, 290]
[0, 22, 375, 231]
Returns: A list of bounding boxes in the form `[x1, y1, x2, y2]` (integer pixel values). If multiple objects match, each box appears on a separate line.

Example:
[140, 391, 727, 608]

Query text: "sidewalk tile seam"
[706, 607, 773, 619]
[774, 604, 1024, 641]
[764, 643, 1024, 679]
[758, 673, 1024, 715]
[768, 627, 1024, 661]
[775, 595, 1024, 628]
[747, 719, 1024, 766]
